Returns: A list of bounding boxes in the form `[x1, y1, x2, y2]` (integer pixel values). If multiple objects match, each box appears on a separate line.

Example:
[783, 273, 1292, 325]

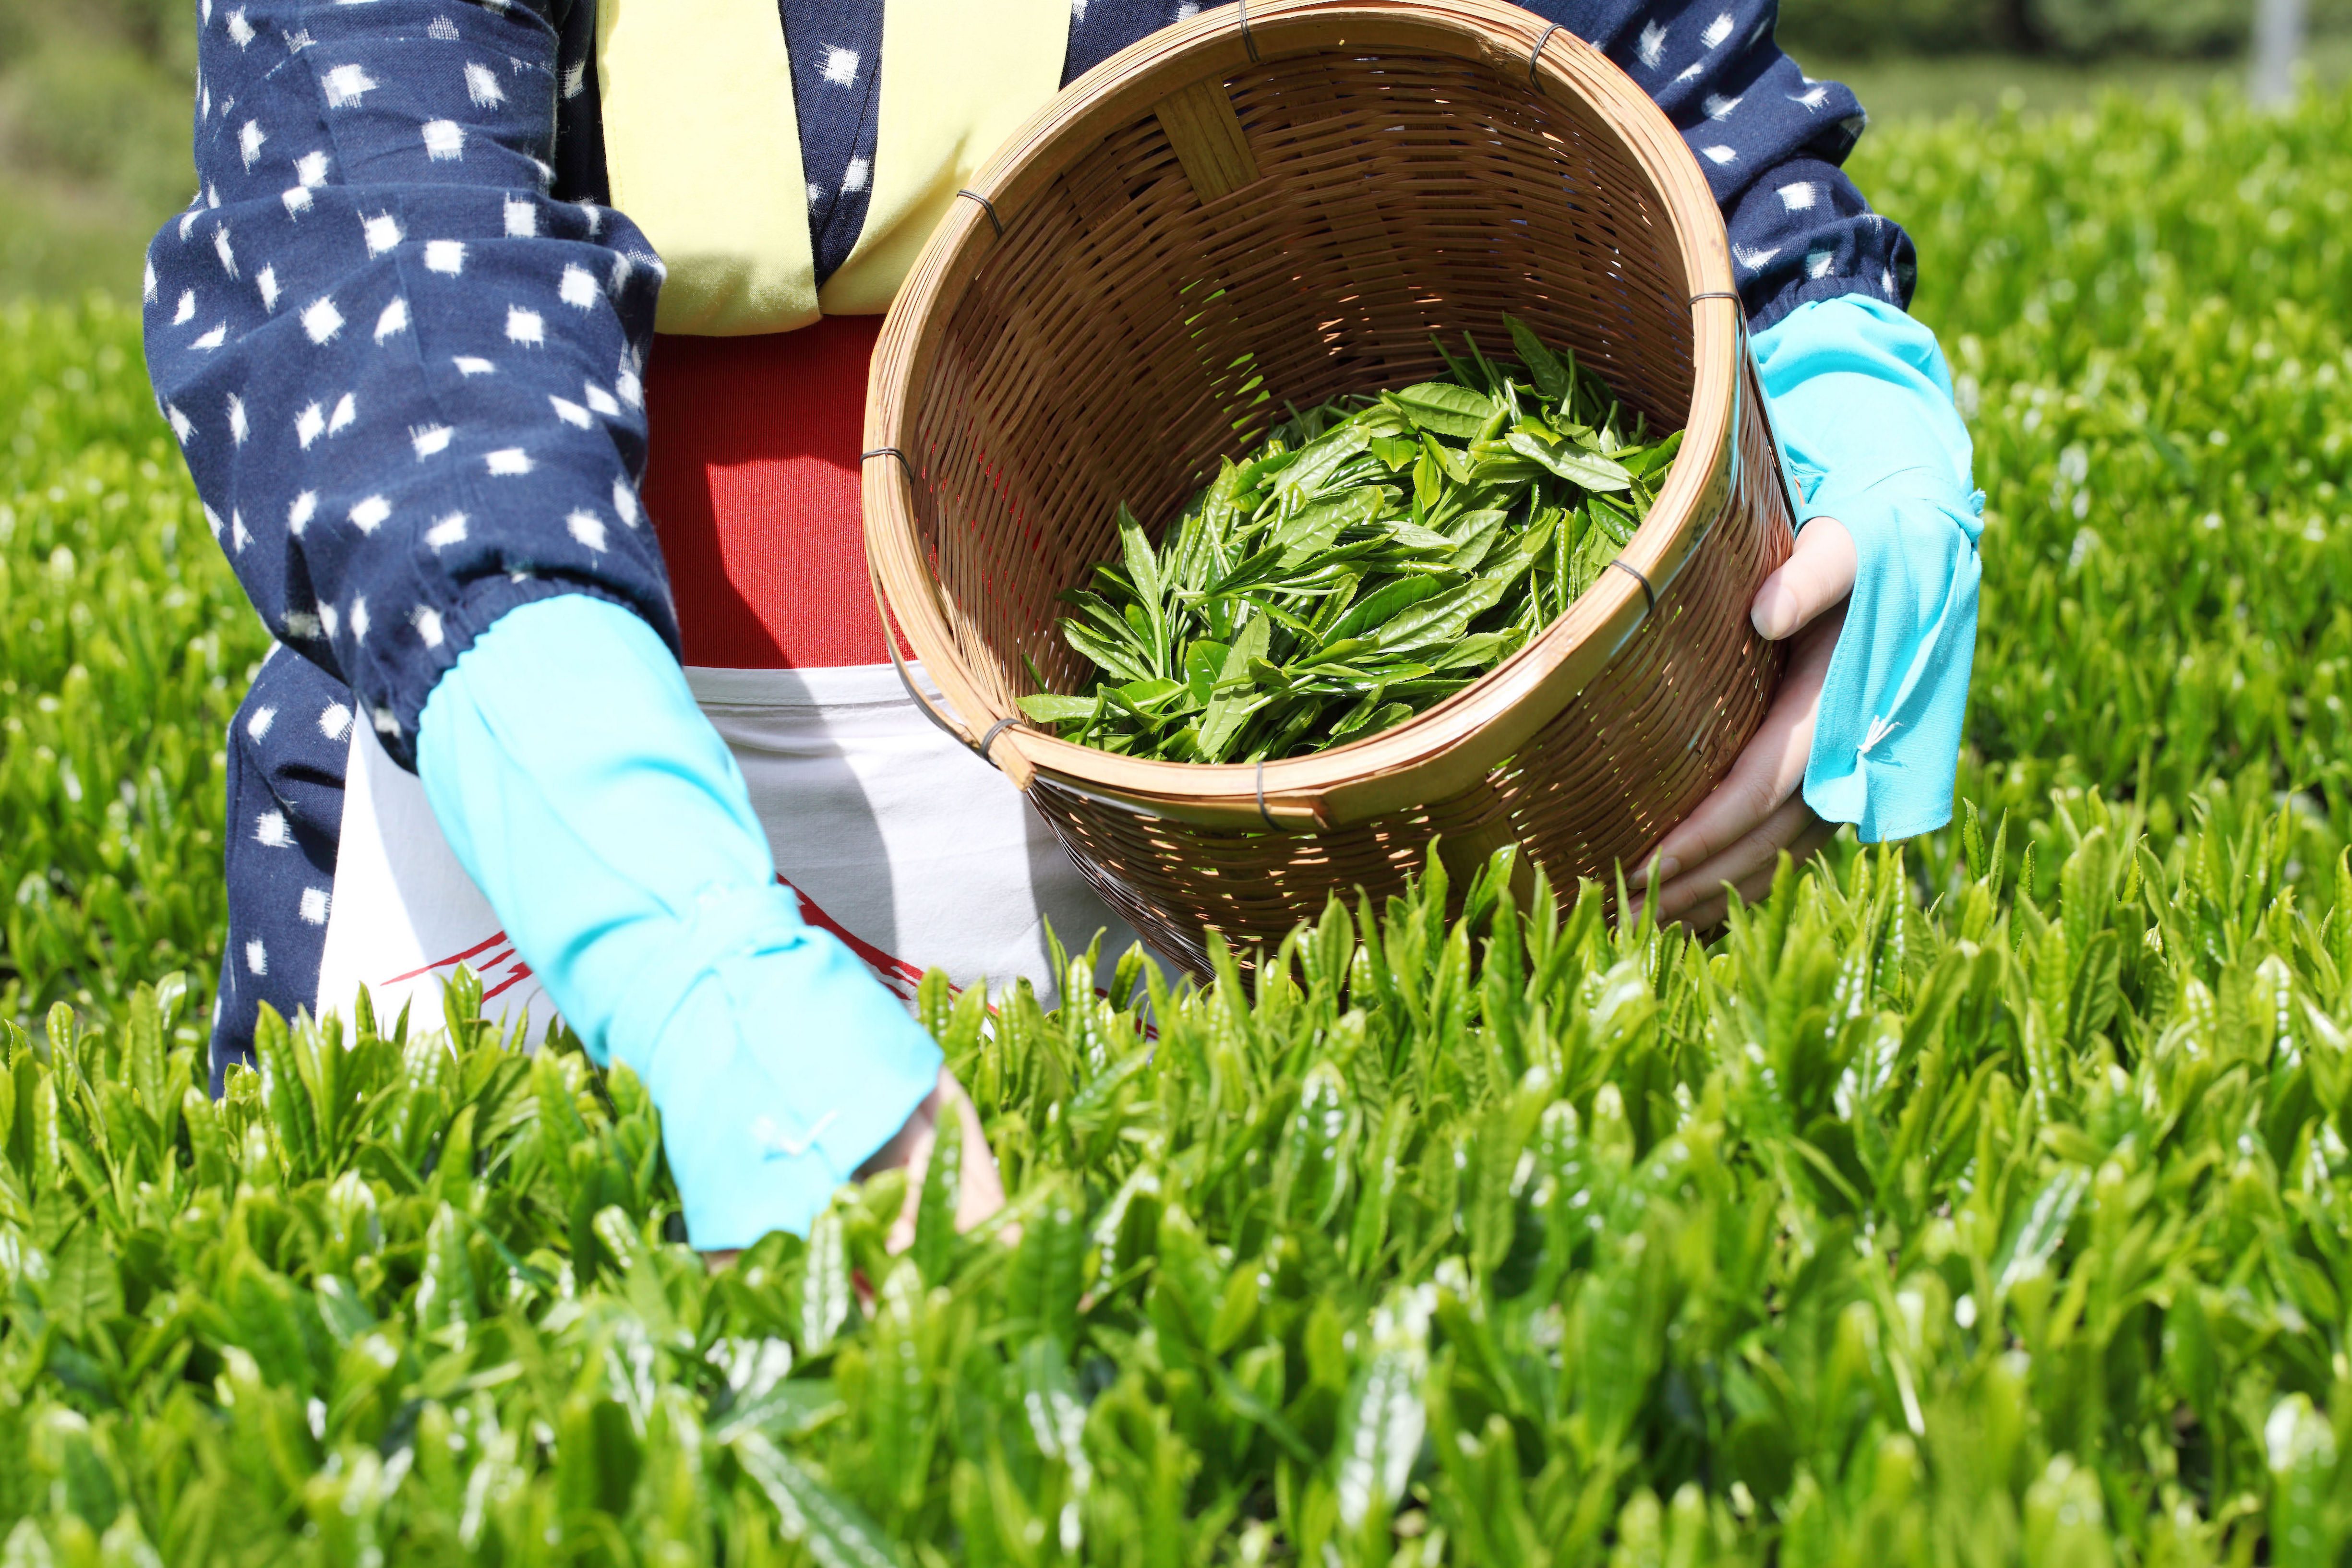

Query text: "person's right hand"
[1638, 517, 1854, 929]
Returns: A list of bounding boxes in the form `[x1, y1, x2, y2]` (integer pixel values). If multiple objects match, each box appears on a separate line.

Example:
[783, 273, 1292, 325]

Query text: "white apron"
[312, 662, 1152, 1041]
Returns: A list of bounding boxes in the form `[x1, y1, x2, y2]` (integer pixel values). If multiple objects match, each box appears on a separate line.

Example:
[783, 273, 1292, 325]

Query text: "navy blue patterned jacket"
[146, 0, 1913, 770]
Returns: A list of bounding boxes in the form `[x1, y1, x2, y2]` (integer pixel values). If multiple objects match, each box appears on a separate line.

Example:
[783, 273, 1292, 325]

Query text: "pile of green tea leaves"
[1019, 319, 1680, 761]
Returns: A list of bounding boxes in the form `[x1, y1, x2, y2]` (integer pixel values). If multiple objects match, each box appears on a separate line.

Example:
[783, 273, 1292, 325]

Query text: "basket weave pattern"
[865, 0, 1795, 973]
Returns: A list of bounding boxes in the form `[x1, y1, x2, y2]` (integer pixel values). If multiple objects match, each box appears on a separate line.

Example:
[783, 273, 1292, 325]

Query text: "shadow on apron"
[312, 662, 1159, 1042]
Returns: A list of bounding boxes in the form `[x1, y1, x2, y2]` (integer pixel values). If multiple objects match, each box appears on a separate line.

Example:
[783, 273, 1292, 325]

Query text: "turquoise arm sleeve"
[414, 594, 941, 1248]
[1751, 295, 1986, 843]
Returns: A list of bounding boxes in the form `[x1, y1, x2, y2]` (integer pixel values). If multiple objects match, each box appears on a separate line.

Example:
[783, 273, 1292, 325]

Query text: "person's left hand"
[1640, 518, 1857, 928]
[855, 1067, 1007, 1253]
[702, 1066, 1005, 1270]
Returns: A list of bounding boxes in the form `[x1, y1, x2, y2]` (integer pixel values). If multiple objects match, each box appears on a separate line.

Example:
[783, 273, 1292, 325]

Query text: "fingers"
[1640, 602, 1843, 888]
[875, 1069, 1005, 1255]
[1651, 790, 1821, 922]
[942, 1077, 1008, 1233]
[878, 1089, 940, 1255]
[1751, 517, 1857, 641]
[1662, 814, 1842, 932]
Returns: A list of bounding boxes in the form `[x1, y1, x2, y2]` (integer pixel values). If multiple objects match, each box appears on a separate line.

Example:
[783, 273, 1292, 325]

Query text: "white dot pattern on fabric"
[300, 296, 342, 343]
[819, 46, 860, 87]
[321, 64, 376, 108]
[247, 704, 277, 742]
[246, 938, 269, 975]
[465, 61, 506, 108]
[256, 811, 291, 847]
[300, 886, 331, 925]
[320, 702, 353, 742]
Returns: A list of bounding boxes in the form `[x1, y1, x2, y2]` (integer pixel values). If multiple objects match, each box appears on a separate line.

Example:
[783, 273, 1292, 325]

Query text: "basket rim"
[864, 0, 1743, 831]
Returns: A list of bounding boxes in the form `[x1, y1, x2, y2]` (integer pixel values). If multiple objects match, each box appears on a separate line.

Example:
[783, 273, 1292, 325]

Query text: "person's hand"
[1639, 518, 1856, 929]
[854, 1066, 1007, 1252]
[702, 1067, 1005, 1269]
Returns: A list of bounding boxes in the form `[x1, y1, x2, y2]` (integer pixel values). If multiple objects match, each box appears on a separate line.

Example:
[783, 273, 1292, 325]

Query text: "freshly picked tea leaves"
[1020, 318, 1682, 762]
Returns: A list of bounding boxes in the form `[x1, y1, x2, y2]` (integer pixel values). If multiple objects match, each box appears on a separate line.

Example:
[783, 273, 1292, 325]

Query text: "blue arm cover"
[415, 594, 941, 1248]
[1752, 296, 1986, 843]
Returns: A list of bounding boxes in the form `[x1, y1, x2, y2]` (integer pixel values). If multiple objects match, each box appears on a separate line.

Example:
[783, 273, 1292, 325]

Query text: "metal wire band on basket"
[1254, 759, 1281, 833]
[956, 189, 1005, 238]
[978, 716, 1024, 765]
[861, 445, 914, 478]
[1527, 22, 1564, 82]
[1237, 0, 1260, 61]
[1607, 557, 1657, 616]
[1689, 290, 1742, 306]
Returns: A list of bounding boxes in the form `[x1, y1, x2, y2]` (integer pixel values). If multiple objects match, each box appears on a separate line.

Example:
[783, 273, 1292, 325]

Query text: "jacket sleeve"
[143, 0, 677, 769]
[1527, 1, 1917, 331]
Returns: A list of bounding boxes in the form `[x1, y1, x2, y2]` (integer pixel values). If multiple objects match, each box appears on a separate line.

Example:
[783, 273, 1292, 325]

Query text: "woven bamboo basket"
[863, 0, 1795, 975]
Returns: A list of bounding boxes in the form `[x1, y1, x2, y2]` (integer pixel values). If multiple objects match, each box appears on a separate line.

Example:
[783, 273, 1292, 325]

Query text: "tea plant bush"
[5, 820, 2352, 1564]
[2, 83, 2352, 1564]
[0, 295, 260, 1028]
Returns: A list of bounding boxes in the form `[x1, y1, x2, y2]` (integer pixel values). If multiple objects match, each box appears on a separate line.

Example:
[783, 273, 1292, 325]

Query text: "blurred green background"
[0, 0, 2347, 303]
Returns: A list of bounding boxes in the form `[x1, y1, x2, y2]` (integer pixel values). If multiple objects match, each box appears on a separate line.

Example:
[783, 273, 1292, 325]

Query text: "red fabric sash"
[639, 315, 888, 669]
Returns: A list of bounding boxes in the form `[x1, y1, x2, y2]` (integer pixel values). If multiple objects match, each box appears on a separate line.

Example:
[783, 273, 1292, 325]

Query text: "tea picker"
[144, 0, 1978, 1252]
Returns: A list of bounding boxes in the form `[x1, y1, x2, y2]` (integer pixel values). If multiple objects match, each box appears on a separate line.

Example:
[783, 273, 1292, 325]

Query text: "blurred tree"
[2028, 0, 2249, 55]
[0, 0, 193, 298]
[1783, 0, 2351, 56]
